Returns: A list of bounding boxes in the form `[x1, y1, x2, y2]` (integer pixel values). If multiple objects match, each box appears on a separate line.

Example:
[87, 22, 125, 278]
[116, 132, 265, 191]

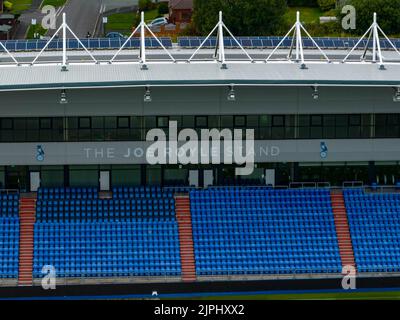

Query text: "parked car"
[147, 17, 168, 28]
[106, 32, 127, 39]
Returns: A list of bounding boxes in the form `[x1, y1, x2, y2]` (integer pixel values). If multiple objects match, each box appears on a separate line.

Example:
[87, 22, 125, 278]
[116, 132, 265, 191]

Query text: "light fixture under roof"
[312, 86, 319, 100]
[144, 86, 152, 102]
[60, 89, 68, 104]
[227, 85, 236, 101]
[393, 87, 400, 102]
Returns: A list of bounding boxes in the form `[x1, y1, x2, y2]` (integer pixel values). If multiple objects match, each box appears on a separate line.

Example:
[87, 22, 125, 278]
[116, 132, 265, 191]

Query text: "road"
[15, 0, 138, 40]
[48, 0, 103, 38]
[14, 0, 44, 39]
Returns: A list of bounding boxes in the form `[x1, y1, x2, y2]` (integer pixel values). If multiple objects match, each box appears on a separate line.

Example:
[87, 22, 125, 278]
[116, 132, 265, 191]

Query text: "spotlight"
[144, 86, 152, 103]
[393, 87, 400, 102]
[227, 85, 236, 101]
[60, 89, 68, 104]
[312, 86, 319, 100]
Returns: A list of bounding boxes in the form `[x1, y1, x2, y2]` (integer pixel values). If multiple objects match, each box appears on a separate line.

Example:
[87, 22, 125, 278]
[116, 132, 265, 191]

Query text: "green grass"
[41, 0, 67, 8]
[285, 7, 325, 25]
[105, 9, 162, 35]
[187, 291, 400, 300]
[9, 0, 32, 14]
[144, 9, 161, 23]
[105, 12, 136, 35]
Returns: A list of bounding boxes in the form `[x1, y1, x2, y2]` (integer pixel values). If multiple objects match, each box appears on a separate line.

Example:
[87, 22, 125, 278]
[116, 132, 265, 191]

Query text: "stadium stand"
[189, 187, 342, 276]
[0, 192, 19, 279]
[344, 189, 400, 273]
[33, 187, 181, 278]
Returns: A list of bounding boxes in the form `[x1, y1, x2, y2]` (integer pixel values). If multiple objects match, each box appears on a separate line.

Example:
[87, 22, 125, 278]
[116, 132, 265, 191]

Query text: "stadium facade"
[0, 12, 399, 192]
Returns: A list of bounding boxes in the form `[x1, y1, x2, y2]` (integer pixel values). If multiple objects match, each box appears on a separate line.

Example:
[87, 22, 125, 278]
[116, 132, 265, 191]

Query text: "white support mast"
[110, 11, 175, 69]
[140, 11, 147, 69]
[0, 42, 20, 65]
[31, 12, 98, 71]
[188, 11, 253, 68]
[266, 11, 330, 69]
[343, 12, 400, 70]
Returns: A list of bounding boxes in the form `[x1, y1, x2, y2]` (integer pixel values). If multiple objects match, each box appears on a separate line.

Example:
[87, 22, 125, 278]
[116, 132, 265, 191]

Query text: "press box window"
[311, 115, 322, 126]
[157, 116, 169, 128]
[39, 118, 52, 130]
[195, 116, 207, 128]
[117, 117, 130, 129]
[1, 118, 13, 130]
[234, 116, 246, 127]
[79, 117, 91, 129]
[272, 115, 284, 127]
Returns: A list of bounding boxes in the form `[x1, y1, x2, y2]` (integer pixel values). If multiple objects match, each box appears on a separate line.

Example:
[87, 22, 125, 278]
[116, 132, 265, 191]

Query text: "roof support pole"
[188, 11, 252, 66]
[110, 11, 175, 67]
[217, 11, 226, 69]
[31, 13, 97, 68]
[0, 42, 19, 65]
[343, 12, 400, 69]
[62, 13, 67, 71]
[296, 11, 305, 68]
[266, 11, 329, 67]
[139, 11, 147, 70]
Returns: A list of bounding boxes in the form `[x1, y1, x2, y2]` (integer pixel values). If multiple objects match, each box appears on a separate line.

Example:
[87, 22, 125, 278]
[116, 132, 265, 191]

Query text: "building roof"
[0, 61, 399, 91]
[169, 0, 193, 10]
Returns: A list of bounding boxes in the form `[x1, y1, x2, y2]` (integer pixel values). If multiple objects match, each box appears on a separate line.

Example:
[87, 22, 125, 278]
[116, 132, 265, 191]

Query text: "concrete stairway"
[331, 190, 357, 273]
[175, 195, 197, 282]
[18, 196, 36, 286]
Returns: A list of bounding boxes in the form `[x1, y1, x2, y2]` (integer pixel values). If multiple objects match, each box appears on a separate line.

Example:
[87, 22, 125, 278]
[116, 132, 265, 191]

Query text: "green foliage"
[317, 0, 335, 11]
[158, 2, 169, 15]
[192, 0, 288, 36]
[340, 0, 400, 35]
[138, 0, 153, 11]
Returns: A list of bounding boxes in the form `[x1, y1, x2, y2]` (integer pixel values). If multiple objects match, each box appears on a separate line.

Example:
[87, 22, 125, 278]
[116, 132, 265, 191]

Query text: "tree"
[158, 2, 169, 15]
[192, 0, 288, 36]
[340, 0, 400, 35]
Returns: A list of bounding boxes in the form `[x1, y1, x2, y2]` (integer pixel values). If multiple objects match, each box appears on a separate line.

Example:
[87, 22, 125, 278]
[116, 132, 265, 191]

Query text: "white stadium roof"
[0, 62, 399, 91]
[0, 11, 399, 91]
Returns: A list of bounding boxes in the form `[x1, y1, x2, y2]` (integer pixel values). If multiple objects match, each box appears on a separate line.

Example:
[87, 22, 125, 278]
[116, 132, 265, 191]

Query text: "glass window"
[272, 115, 284, 127]
[323, 115, 335, 126]
[131, 116, 142, 128]
[117, 116, 130, 129]
[298, 115, 309, 127]
[311, 115, 322, 126]
[157, 116, 169, 128]
[247, 116, 258, 127]
[221, 116, 233, 128]
[92, 117, 104, 129]
[182, 116, 194, 128]
[234, 115, 246, 127]
[105, 117, 117, 129]
[195, 116, 207, 128]
[259, 115, 271, 127]
[79, 117, 91, 129]
[1, 118, 13, 130]
[349, 115, 361, 126]
[26, 118, 39, 130]
[39, 118, 52, 130]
